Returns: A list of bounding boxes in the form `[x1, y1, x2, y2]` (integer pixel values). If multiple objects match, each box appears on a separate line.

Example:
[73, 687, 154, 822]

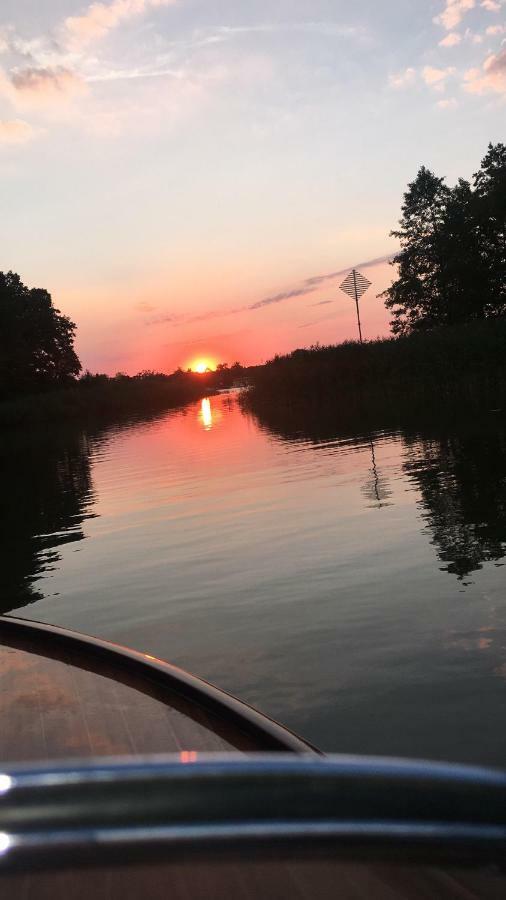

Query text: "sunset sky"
[1, 0, 505, 373]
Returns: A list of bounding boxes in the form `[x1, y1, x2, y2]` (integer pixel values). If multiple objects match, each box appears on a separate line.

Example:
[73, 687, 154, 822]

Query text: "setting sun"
[191, 359, 216, 374]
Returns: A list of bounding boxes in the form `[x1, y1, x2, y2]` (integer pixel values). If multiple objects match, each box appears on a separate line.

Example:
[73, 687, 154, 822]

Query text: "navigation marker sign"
[339, 269, 371, 343]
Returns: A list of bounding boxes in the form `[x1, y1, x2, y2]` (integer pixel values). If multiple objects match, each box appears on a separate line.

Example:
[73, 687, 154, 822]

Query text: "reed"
[243, 319, 506, 424]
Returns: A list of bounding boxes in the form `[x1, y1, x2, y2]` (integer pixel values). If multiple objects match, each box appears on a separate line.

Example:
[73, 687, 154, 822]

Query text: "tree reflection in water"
[403, 428, 506, 579]
[2, 401, 506, 617]
[0, 427, 96, 613]
[246, 400, 506, 580]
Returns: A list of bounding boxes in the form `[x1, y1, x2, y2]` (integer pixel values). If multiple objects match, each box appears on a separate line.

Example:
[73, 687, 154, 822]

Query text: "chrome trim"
[0, 754, 505, 871]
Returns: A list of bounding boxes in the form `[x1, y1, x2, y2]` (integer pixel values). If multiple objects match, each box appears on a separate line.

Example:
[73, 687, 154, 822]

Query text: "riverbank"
[243, 319, 506, 428]
[0, 374, 210, 427]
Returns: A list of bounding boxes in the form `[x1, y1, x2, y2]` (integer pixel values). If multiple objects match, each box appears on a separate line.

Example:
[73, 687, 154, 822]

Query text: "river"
[3, 391, 506, 765]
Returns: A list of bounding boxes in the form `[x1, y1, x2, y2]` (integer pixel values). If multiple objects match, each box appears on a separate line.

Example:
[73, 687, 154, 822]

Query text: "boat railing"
[0, 753, 505, 872]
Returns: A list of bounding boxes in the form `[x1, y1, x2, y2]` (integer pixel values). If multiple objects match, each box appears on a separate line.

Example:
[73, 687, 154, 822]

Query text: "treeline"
[382, 142, 505, 333]
[0, 366, 249, 427]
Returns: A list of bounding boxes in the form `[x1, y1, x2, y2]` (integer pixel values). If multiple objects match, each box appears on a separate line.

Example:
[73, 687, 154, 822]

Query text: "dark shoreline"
[242, 319, 506, 430]
[0, 377, 210, 428]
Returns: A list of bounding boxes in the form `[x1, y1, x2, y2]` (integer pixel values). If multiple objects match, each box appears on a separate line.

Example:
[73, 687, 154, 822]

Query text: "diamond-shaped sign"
[339, 269, 371, 301]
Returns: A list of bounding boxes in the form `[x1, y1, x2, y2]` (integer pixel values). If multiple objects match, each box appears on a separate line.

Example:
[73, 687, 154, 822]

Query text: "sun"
[191, 358, 215, 374]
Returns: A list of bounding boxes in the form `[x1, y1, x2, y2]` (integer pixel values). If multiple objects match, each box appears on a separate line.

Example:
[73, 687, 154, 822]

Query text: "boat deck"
[0, 623, 262, 762]
[1, 857, 504, 899]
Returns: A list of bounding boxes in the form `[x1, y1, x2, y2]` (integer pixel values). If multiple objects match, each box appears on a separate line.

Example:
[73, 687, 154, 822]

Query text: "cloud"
[464, 28, 484, 42]
[481, 0, 503, 11]
[439, 31, 462, 46]
[148, 254, 393, 328]
[62, 0, 177, 50]
[249, 285, 319, 310]
[437, 97, 459, 107]
[422, 65, 456, 91]
[433, 1, 476, 31]
[463, 46, 506, 92]
[134, 300, 157, 312]
[486, 24, 506, 34]
[0, 118, 35, 143]
[8, 66, 86, 106]
[312, 300, 334, 306]
[389, 67, 417, 88]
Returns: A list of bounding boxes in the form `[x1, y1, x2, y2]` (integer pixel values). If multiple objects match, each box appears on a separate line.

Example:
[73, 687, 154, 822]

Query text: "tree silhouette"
[0, 271, 81, 396]
[473, 142, 506, 316]
[382, 144, 506, 334]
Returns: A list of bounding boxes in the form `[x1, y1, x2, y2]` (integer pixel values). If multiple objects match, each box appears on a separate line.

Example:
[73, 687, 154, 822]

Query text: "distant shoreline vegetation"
[0, 372, 205, 427]
[0, 368, 248, 427]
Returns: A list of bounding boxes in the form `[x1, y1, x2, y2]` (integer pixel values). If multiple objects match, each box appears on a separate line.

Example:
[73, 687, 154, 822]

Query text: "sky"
[0, 0, 505, 373]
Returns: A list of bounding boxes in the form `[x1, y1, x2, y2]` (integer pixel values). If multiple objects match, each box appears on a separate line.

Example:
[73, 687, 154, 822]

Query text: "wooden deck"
[1, 857, 505, 899]
[0, 630, 260, 762]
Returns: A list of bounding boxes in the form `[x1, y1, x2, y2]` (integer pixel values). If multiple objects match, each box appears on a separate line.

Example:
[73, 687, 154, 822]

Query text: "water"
[2, 392, 506, 766]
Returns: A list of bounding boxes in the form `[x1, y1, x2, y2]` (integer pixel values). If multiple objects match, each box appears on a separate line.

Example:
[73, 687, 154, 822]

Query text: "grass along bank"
[242, 319, 506, 428]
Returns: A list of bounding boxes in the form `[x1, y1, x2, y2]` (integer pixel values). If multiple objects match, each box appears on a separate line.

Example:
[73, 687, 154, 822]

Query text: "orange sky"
[66, 256, 395, 374]
[2, 1, 503, 373]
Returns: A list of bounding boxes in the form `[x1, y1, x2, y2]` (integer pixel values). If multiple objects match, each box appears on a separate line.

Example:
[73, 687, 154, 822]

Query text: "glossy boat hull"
[0, 615, 315, 761]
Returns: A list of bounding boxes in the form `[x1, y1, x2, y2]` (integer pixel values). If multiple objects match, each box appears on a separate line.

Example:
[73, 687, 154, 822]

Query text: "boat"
[0, 614, 505, 898]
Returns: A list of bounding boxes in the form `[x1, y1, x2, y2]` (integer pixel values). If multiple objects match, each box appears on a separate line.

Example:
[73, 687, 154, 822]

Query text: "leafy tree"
[0, 271, 81, 396]
[382, 144, 506, 334]
[473, 142, 506, 316]
[381, 167, 451, 334]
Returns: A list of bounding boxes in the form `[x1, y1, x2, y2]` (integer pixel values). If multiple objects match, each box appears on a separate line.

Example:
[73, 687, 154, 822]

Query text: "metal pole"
[352, 269, 363, 343]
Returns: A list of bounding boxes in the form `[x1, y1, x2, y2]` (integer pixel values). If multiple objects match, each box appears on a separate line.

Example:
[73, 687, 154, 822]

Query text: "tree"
[473, 142, 506, 317]
[381, 144, 506, 334]
[0, 271, 81, 396]
[381, 167, 451, 334]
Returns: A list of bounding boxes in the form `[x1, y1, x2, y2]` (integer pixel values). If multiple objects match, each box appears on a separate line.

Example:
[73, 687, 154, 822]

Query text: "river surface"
[3, 391, 506, 765]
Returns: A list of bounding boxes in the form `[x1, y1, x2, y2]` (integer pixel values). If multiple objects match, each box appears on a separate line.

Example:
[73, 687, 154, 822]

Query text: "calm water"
[3, 392, 506, 766]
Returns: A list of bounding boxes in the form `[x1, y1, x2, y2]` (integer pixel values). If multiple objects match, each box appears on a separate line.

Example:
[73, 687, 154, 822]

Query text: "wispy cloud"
[6, 65, 87, 107]
[148, 254, 393, 328]
[422, 65, 456, 91]
[464, 46, 506, 92]
[249, 285, 318, 310]
[437, 97, 459, 108]
[62, 0, 177, 51]
[0, 118, 35, 143]
[433, 1, 476, 32]
[439, 31, 462, 46]
[481, 0, 504, 11]
[389, 67, 416, 89]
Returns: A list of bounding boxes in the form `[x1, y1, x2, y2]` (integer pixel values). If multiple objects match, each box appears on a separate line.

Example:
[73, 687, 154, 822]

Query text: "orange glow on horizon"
[190, 358, 216, 373]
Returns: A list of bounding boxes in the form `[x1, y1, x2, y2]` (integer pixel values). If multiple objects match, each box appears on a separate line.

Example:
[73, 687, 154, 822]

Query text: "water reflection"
[2, 393, 506, 765]
[199, 397, 213, 430]
[0, 428, 96, 613]
[247, 401, 506, 579]
[361, 438, 392, 508]
[404, 429, 506, 579]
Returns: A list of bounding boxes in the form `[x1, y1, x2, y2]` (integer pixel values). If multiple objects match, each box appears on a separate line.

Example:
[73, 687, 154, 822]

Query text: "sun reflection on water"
[199, 397, 213, 430]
